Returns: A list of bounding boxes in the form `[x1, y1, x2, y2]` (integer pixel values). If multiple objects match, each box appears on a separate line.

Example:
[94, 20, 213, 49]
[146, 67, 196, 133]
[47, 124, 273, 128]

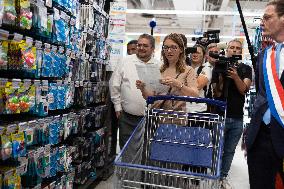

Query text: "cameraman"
[212, 39, 252, 188]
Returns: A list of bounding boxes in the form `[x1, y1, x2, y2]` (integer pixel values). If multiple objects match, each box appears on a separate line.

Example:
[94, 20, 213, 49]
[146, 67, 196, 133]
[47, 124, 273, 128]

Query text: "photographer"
[186, 44, 212, 113]
[212, 39, 252, 188]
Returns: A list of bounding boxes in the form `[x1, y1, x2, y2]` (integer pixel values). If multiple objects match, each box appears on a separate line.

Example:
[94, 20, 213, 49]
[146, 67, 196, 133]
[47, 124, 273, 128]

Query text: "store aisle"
[95, 141, 250, 189]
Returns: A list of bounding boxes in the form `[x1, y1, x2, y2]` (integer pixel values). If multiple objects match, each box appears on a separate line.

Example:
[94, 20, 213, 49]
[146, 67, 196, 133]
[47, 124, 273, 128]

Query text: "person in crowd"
[179, 34, 191, 65]
[179, 33, 187, 48]
[127, 40, 138, 55]
[109, 34, 160, 149]
[186, 44, 212, 112]
[212, 39, 252, 189]
[204, 43, 221, 100]
[246, 1, 284, 188]
[205, 43, 220, 69]
[107, 39, 137, 151]
[136, 33, 198, 111]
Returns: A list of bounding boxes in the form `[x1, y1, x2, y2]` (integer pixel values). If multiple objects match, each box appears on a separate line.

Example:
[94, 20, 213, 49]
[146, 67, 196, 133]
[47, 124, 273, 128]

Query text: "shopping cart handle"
[147, 95, 226, 110]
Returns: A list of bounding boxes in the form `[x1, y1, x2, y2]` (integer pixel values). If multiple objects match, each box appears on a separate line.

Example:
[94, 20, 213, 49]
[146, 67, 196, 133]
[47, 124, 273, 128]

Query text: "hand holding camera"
[227, 66, 239, 80]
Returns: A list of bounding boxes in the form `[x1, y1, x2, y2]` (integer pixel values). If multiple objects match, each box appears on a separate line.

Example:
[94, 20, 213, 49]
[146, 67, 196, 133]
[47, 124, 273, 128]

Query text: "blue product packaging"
[48, 83, 57, 111]
[49, 117, 59, 145]
[42, 45, 53, 77]
[49, 147, 58, 177]
[51, 46, 61, 77]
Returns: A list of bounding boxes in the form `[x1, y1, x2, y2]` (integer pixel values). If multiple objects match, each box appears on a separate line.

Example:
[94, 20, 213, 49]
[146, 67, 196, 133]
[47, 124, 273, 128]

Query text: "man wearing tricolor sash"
[246, 1, 284, 189]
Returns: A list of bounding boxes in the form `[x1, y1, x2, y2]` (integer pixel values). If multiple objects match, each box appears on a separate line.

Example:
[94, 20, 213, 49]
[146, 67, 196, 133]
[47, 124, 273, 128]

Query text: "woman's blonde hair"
[160, 33, 187, 73]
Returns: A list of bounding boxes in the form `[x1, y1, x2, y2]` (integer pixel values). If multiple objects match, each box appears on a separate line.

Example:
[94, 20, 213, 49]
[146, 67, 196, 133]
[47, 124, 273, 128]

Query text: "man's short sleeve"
[240, 64, 253, 81]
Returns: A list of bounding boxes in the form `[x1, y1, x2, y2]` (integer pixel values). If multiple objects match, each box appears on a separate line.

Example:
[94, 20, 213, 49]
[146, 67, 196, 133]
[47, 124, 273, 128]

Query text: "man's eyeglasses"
[162, 45, 179, 52]
[261, 14, 275, 22]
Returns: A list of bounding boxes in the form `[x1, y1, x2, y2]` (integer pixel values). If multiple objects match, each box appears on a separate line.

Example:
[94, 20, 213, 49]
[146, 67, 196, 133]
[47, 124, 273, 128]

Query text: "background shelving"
[0, 0, 113, 188]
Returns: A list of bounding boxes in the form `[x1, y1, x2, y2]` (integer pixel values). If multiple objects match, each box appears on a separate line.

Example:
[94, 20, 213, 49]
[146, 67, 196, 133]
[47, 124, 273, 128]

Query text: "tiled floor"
[94, 140, 250, 189]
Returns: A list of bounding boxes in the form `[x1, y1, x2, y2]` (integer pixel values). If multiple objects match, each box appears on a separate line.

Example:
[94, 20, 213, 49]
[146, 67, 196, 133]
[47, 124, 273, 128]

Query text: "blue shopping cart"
[114, 96, 226, 189]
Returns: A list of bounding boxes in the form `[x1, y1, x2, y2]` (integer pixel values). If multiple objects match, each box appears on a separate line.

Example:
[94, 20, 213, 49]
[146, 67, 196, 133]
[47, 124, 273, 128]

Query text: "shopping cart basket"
[114, 96, 226, 189]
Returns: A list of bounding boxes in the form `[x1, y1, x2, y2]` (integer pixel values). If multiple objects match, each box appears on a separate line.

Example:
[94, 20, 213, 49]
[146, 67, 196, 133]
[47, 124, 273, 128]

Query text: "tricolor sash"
[263, 46, 284, 128]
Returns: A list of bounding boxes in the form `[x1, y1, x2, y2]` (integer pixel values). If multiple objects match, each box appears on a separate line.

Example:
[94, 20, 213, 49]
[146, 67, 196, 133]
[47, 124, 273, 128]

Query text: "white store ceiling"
[126, 0, 269, 43]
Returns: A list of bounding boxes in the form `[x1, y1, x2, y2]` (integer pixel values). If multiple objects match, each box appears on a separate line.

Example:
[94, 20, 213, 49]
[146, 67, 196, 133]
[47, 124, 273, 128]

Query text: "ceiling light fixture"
[126, 9, 263, 17]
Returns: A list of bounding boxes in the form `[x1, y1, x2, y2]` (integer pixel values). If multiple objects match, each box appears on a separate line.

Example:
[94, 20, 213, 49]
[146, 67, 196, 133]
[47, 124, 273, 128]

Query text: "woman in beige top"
[136, 33, 198, 111]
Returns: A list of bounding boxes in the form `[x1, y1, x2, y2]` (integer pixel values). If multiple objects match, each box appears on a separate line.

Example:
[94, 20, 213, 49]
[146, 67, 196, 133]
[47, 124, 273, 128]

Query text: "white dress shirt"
[279, 43, 284, 77]
[109, 54, 160, 116]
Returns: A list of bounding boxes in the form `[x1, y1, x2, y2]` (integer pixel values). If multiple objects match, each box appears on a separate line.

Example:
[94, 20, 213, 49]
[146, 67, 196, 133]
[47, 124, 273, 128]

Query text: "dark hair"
[267, 0, 284, 17]
[127, 40, 138, 46]
[179, 33, 187, 48]
[138, 34, 155, 48]
[160, 33, 186, 73]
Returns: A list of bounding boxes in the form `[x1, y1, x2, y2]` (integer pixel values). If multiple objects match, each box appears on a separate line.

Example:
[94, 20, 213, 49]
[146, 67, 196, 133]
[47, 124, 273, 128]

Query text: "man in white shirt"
[109, 34, 160, 149]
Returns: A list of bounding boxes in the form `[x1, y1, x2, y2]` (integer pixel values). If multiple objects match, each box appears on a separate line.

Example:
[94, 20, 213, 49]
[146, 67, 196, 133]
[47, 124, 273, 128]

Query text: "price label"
[47, 94, 54, 103]
[26, 37, 33, 46]
[45, 0, 52, 7]
[13, 33, 23, 42]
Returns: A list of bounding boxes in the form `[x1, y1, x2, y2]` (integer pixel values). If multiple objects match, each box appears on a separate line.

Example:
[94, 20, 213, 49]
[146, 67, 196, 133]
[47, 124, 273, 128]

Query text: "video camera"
[185, 30, 221, 56]
[209, 52, 242, 74]
[192, 30, 220, 48]
[184, 30, 220, 65]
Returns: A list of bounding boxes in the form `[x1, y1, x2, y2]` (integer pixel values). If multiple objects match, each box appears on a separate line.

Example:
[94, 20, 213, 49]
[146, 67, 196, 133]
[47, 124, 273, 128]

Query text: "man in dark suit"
[246, 1, 284, 189]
